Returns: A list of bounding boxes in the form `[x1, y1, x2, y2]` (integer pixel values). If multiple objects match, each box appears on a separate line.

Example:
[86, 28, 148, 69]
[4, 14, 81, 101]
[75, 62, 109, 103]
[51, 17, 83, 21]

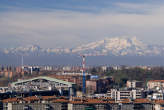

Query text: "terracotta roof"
[41, 96, 56, 100]
[2, 96, 153, 105]
[70, 101, 83, 104]
[85, 99, 106, 104]
[148, 80, 164, 83]
[120, 99, 131, 104]
[52, 99, 69, 103]
[154, 100, 164, 104]
[70, 98, 107, 104]
[134, 99, 151, 103]
[3, 97, 20, 103]
[23, 96, 40, 102]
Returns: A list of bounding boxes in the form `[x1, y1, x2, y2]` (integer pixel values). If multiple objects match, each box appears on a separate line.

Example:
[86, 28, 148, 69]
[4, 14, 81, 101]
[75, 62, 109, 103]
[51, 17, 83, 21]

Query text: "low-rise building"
[147, 80, 164, 90]
[126, 80, 144, 89]
[86, 80, 97, 95]
[107, 89, 144, 101]
[154, 100, 164, 110]
[2, 96, 157, 110]
[151, 92, 164, 100]
[3, 96, 68, 110]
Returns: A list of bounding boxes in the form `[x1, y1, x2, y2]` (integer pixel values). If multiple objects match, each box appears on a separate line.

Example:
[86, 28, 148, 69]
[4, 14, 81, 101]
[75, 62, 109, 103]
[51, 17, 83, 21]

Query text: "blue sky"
[0, 0, 164, 48]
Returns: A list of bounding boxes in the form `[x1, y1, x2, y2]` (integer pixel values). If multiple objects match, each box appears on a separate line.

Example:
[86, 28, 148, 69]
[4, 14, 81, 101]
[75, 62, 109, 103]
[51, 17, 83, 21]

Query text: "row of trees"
[90, 67, 164, 87]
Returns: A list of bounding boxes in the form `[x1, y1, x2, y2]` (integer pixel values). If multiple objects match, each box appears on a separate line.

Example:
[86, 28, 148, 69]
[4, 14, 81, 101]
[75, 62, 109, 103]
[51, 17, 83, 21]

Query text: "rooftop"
[148, 80, 164, 83]
[134, 98, 151, 104]
[3, 96, 164, 105]
[11, 76, 75, 87]
[154, 100, 164, 104]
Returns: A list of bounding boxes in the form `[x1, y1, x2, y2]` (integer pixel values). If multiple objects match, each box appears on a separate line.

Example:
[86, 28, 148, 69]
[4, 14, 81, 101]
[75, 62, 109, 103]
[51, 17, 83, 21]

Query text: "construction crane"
[81, 55, 86, 95]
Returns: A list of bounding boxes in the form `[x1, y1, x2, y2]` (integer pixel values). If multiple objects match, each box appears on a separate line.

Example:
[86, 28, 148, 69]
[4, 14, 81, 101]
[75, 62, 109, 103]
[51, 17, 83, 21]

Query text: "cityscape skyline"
[1, 1, 164, 110]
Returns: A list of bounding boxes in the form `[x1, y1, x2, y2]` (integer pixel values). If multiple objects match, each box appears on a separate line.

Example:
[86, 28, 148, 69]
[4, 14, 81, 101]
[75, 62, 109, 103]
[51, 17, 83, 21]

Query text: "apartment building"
[107, 89, 143, 101]
[3, 96, 68, 110]
[147, 80, 164, 89]
[2, 96, 156, 110]
[126, 80, 144, 89]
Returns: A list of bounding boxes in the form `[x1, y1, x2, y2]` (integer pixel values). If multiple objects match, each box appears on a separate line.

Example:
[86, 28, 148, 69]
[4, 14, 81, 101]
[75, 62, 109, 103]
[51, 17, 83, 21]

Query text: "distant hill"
[1, 37, 164, 65]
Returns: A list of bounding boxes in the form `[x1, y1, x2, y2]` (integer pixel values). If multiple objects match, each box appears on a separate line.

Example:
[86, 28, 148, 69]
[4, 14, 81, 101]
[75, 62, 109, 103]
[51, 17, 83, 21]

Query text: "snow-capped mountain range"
[1, 37, 164, 56]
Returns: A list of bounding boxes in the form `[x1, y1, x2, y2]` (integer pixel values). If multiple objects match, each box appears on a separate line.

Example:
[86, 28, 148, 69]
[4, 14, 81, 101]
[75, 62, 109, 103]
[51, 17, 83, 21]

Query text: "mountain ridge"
[1, 37, 164, 56]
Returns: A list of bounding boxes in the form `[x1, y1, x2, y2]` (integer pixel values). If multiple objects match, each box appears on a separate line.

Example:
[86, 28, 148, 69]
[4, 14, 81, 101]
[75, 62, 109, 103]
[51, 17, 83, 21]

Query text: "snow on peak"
[2, 37, 164, 56]
[11, 44, 41, 52]
[71, 37, 147, 55]
[104, 37, 132, 50]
